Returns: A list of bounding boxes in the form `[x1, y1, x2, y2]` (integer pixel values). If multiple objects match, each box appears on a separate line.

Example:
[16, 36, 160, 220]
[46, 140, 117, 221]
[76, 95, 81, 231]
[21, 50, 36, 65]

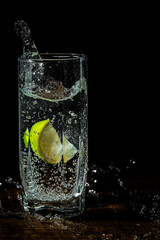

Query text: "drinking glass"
[18, 53, 88, 217]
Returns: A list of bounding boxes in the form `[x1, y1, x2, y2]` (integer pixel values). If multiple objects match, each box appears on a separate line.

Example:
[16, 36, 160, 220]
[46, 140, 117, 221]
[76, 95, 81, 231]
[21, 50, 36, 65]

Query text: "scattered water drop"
[117, 178, 124, 187]
[85, 182, 90, 187]
[5, 176, 13, 183]
[87, 158, 160, 222]
[88, 189, 99, 197]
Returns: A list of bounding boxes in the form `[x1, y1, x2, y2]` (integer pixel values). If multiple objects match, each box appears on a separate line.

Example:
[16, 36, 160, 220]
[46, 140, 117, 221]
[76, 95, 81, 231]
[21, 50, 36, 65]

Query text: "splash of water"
[14, 20, 41, 59]
[86, 158, 160, 221]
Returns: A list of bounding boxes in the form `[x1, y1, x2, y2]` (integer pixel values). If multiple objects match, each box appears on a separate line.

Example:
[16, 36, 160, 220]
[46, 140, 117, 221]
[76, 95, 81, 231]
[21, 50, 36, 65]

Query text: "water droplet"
[85, 182, 90, 187]
[117, 178, 124, 188]
[17, 193, 22, 201]
[130, 159, 136, 164]
[88, 189, 99, 197]
[5, 177, 13, 183]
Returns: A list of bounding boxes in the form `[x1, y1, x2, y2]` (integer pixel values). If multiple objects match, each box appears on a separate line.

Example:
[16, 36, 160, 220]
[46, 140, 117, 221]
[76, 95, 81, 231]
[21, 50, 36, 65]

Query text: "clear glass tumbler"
[18, 53, 88, 217]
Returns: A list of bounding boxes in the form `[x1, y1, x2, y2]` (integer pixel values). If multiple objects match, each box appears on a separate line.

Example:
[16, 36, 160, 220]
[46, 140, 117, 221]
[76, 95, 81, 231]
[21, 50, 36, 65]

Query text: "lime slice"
[30, 119, 62, 164]
[23, 128, 29, 148]
[63, 134, 77, 163]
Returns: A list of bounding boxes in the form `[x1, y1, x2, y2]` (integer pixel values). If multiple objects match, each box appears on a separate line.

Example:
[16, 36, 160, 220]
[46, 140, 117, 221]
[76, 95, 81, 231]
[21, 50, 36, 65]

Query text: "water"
[14, 20, 41, 58]
[19, 79, 87, 207]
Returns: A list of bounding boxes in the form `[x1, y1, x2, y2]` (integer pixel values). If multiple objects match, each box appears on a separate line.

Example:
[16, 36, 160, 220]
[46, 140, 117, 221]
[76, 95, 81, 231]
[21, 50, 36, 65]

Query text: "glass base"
[23, 193, 85, 218]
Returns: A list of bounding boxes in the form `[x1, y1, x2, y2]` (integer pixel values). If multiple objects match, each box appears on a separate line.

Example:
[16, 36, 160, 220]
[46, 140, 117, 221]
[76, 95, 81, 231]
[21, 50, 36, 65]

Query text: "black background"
[0, 4, 159, 181]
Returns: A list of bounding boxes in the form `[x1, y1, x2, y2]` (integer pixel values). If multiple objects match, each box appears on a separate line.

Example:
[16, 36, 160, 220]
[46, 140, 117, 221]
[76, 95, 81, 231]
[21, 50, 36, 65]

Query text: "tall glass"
[18, 53, 88, 217]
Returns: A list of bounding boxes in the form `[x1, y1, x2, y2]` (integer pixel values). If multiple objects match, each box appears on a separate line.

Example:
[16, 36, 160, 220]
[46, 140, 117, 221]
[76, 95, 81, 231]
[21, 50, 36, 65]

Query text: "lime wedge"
[63, 134, 77, 163]
[30, 119, 62, 164]
[27, 118, 77, 165]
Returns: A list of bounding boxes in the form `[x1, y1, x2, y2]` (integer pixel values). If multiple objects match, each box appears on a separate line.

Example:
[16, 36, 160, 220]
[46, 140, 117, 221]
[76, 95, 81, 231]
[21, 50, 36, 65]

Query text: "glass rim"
[18, 53, 87, 62]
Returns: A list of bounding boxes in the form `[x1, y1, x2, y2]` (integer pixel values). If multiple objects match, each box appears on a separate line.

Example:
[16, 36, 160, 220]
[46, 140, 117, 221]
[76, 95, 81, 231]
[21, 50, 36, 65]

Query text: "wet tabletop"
[1, 174, 160, 240]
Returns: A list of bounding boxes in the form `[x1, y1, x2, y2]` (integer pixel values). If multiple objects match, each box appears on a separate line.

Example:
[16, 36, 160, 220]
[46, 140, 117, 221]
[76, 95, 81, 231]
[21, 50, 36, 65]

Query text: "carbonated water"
[19, 78, 88, 207]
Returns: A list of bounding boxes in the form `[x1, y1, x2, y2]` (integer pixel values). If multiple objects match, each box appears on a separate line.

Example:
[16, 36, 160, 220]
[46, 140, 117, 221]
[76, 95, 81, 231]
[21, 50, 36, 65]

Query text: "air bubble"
[33, 100, 37, 105]
[69, 111, 77, 117]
